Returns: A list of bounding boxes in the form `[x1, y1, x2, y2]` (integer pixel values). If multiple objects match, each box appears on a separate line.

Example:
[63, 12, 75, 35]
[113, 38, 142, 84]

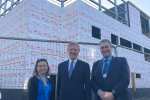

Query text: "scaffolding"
[0, 0, 150, 26]
[0, 0, 128, 24]
[0, 0, 22, 18]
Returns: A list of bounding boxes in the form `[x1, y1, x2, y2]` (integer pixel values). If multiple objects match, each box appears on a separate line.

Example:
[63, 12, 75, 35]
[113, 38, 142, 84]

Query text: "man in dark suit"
[91, 39, 132, 100]
[57, 41, 91, 100]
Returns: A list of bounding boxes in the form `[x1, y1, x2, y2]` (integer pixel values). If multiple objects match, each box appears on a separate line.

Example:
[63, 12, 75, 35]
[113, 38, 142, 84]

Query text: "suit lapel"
[106, 57, 117, 78]
[95, 60, 104, 84]
[97, 60, 103, 76]
[64, 60, 69, 80]
[69, 59, 80, 80]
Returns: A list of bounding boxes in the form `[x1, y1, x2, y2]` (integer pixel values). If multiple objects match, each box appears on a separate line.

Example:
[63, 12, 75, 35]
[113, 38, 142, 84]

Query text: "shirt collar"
[103, 55, 112, 61]
[69, 58, 78, 64]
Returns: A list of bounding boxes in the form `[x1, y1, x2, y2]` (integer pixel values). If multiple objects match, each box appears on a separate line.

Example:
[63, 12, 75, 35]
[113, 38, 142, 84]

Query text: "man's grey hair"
[99, 39, 112, 47]
[67, 41, 80, 50]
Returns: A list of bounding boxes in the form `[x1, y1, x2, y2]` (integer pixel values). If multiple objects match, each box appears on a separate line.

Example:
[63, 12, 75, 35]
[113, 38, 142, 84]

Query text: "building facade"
[0, 0, 150, 99]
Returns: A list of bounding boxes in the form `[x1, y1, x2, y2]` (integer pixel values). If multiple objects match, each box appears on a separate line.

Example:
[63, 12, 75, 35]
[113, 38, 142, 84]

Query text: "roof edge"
[127, 1, 150, 19]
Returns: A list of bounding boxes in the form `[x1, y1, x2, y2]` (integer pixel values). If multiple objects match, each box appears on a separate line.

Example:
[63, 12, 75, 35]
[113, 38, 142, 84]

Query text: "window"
[120, 38, 132, 48]
[144, 48, 150, 62]
[92, 26, 101, 39]
[140, 14, 149, 35]
[144, 48, 150, 54]
[111, 34, 118, 45]
[133, 43, 142, 51]
[136, 73, 141, 78]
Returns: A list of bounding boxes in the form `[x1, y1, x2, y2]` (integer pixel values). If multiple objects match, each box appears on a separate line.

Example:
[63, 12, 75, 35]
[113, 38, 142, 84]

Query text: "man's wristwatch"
[112, 90, 116, 96]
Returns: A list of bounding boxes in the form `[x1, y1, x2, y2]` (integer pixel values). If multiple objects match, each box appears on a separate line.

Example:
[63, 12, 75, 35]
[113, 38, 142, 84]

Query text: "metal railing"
[0, 37, 150, 100]
[0, 0, 128, 25]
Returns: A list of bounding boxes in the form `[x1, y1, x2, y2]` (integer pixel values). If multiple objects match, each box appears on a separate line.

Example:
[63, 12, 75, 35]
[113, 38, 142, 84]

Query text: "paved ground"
[132, 95, 150, 100]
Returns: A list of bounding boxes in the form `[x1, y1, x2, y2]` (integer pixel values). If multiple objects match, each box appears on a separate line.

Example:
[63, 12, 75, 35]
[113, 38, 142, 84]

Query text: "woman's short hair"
[33, 58, 50, 76]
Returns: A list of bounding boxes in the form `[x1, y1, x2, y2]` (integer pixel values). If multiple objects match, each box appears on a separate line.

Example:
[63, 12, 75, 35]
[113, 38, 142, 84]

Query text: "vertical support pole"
[118, 37, 120, 46]
[131, 73, 136, 91]
[11, 0, 14, 10]
[148, 19, 150, 35]
[0, 0, 2, 14]
[61, 0, 64, 7]
[16, 0, 19, 4]
[3, 0, 7, 16]
[99, 0, 101, 10]
[114, 0, 118, 19]
[131, 42, 133, 49]
[142, 46, 144, 53]
[125, 2, 129, 25]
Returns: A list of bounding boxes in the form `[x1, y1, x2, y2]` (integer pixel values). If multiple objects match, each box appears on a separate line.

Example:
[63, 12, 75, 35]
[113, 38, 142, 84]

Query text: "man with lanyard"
[102, 55, 112, 79]
[91, 39, 132, 100]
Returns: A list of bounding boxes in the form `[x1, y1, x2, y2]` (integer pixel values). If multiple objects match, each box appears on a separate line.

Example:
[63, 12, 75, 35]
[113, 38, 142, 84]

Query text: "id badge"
[103, 74, 107, 78]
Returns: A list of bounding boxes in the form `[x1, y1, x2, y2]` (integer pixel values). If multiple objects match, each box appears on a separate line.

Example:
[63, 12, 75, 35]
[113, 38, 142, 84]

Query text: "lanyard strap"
[38, 74, 49, 100]
[103, 59, 111, 72]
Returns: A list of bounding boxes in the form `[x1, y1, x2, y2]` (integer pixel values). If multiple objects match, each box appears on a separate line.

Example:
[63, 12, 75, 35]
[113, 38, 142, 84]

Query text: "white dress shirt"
[68, 58, 78, 71]
[0, 92, 1, 99]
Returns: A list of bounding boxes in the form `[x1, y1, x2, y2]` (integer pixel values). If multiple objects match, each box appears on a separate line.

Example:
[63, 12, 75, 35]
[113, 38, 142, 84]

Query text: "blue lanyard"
[103, 59, 111, 73]
[38, 74, 49, 100]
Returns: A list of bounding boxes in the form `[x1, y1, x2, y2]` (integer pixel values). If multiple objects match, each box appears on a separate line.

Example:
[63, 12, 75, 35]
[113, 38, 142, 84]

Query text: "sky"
[0, 0, 150, 17]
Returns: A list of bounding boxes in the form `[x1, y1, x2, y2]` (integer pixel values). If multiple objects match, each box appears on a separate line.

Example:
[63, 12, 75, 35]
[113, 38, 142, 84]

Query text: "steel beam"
[99, 0, 101, 10]
[11, 0, 14, 10]
[102, 6, 116, 15]
[0, 36, 149, 56]
[118, 15, 127, 22]
[0, 36, 99, 45]
[89, 0, 102, 10]
[108, 0, 115, 5]
[89, 0, 99, 6]
[148, 19, 150, 32]
[118, 11, 125, 15]
[121, 0, 125, 3]
[114, 0, 118, 19]
[3, 0, 7, 16]
[16, 0, 19, 4]
[125, 2, 129, 25]
[117, 5, 126, 12]
[0, 0, 2, 14]
[61, 0, 64, 7]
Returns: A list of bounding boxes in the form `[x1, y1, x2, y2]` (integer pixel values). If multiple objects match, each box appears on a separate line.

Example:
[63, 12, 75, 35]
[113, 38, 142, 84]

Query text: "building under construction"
[0, 0, 150, 100]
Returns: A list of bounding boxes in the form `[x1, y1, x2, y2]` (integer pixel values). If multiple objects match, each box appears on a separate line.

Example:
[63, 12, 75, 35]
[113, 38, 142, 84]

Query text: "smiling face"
[67, 44, 80, 61]
[100, 42, 113, 59]
[36, 61, 48, 75]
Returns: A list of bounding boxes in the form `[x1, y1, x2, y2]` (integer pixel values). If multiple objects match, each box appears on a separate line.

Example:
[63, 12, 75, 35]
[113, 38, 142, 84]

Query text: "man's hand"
[98, 91, 105, 99]
[101, 92, 114, 100]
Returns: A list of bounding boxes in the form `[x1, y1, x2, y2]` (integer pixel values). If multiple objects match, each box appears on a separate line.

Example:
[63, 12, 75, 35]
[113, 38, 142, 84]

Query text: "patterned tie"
[69, 61, 74, 79]
[103, 59, 108, 74]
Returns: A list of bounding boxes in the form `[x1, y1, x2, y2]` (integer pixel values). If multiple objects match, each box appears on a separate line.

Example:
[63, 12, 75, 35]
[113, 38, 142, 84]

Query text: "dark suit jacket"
[91, 57, 132, 100]
[28, 76, 55, 100]
[57, 59, 91, 100]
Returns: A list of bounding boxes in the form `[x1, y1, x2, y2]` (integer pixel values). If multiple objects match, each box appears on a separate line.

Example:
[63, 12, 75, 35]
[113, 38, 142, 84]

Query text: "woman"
[28, 59, 55, 100]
